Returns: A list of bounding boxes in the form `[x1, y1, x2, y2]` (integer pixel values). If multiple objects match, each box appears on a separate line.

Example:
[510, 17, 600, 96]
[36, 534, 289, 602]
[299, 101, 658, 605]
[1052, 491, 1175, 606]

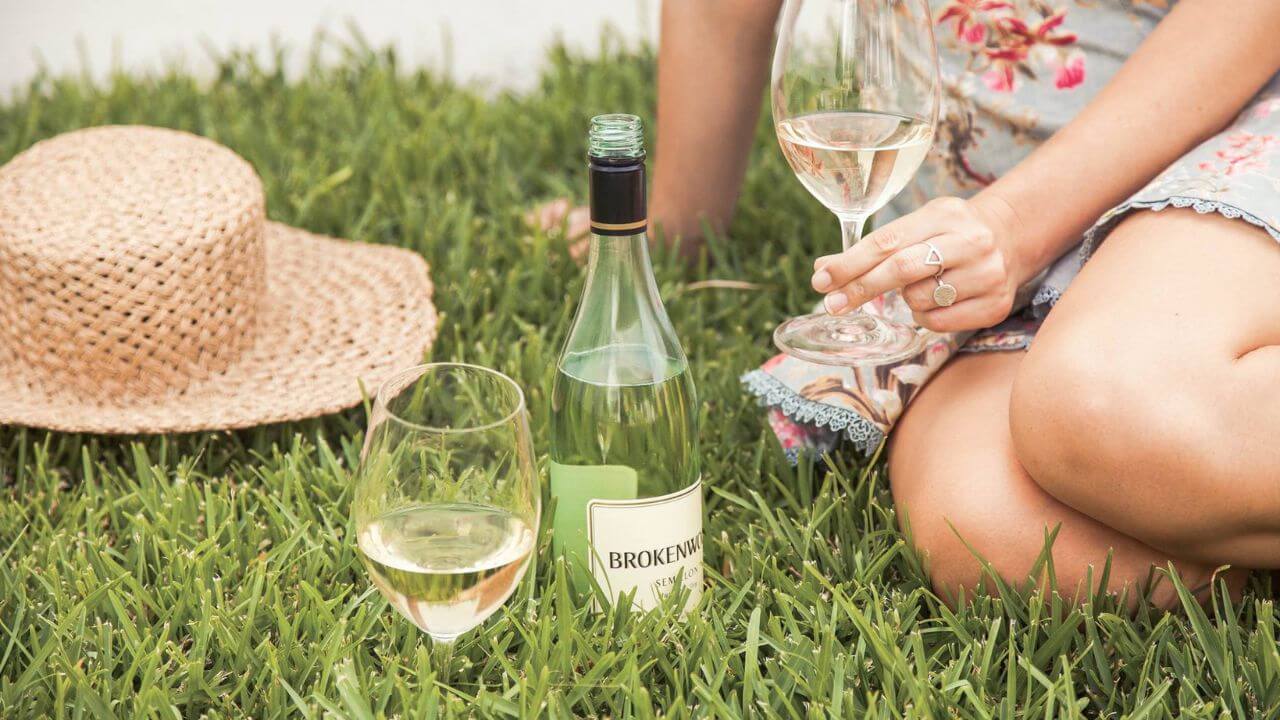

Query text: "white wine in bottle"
[549, 114, 702, 613]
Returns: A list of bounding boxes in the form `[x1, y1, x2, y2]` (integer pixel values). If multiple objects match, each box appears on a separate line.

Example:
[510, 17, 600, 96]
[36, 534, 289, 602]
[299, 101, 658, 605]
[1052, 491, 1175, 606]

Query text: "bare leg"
[890, 352, 1239, 607]
[1011, 209, 1280, 568]
[531, 0, 781, 258]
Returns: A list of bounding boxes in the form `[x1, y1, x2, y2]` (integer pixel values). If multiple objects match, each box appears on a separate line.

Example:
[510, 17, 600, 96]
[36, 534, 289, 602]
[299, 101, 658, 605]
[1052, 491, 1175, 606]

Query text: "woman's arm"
[651, 0, 783, 251]
[812, 0, 1280, 332]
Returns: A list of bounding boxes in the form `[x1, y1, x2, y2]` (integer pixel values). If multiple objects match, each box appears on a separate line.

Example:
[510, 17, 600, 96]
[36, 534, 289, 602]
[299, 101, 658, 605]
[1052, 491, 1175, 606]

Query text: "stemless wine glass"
[772, 0, 941, 365]
[353, 363, 539, 671]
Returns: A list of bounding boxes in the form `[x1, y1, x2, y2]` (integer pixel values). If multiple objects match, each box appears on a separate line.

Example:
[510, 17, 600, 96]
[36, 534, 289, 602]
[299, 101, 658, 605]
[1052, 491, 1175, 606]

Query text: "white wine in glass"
[772, 0, 941, 366]
[358, 503, 535, 639]
[354, 363, 540, 673]
[776, 111, 933, 217]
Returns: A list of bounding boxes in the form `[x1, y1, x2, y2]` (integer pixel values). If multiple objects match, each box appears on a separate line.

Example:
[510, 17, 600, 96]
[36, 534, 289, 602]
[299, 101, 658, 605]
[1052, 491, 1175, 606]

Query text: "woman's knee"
[1009, 325, 1150, 488]
[1007, 302, 1240, 556]
[1009, 209, 1280, 503]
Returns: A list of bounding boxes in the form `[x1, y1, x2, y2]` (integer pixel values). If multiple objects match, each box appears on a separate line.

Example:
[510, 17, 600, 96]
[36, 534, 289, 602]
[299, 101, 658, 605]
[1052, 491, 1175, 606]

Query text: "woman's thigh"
[1010, 208, 1280, 566]
[888, 351, 1231, 607]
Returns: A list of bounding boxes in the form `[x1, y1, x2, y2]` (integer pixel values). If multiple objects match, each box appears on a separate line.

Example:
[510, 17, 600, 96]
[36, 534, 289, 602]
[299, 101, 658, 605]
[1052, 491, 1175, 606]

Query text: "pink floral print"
[929, 1, 1096, 188]
[936, 0, 1013, 46]
[1054, 51, 1086, 90]
[1197, 132, 1279, 177]
[936, 2, 1084, 95]
[1252, 98, 1280, 119]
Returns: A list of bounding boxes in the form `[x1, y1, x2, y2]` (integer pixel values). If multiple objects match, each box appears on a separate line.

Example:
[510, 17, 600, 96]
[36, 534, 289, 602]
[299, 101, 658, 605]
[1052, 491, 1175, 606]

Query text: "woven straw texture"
[0, 125, 437, 434]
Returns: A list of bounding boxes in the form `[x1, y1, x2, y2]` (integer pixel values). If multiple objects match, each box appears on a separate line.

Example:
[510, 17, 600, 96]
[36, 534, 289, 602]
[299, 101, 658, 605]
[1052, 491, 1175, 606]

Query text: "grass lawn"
[2, 36, 1278, 719]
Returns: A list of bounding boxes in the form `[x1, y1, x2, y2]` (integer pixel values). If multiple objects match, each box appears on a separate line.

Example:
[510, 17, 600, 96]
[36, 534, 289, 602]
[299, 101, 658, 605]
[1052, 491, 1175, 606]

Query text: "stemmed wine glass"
[772, 0, 941, 365]
[353, 363, 539, 676]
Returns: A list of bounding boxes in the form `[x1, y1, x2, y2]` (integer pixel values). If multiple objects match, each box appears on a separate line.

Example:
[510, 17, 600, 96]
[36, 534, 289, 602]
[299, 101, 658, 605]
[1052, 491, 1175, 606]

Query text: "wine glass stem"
[431, 637, 456, 687]
[839, 215, 868, 252]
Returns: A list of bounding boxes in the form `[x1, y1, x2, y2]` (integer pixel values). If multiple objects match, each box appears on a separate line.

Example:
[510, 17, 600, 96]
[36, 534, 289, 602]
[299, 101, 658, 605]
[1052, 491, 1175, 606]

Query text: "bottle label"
[587, 479, 703, 613]
[550, 462, 704, 611]
[550, 462, 638, 579]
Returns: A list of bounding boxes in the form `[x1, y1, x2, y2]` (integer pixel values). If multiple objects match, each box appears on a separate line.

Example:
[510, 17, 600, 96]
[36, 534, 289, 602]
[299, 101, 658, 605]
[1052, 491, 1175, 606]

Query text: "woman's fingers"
[528, 198, 591, 241]
[526, 198, 572, 230]
[527, 198, 593, 264]
[900, 260, 1002, 312]
[805, 195, 1021, 332]
[811, 197, 967, 293]
[811, 214, 939, 290]
[912, 293, 1015, 333]
[566, 206, 592, 263]
[822, 234, 978, 314]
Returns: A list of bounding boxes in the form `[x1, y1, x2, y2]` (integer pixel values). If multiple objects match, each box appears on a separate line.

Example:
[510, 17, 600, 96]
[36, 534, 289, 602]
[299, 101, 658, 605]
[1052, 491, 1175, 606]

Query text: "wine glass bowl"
[353, 363, 539, 645]
[771, 0, 941, 366]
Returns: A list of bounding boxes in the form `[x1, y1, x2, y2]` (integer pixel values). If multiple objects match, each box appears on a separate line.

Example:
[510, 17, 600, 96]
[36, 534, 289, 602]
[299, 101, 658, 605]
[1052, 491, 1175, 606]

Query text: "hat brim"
[0, 222, 437, 434]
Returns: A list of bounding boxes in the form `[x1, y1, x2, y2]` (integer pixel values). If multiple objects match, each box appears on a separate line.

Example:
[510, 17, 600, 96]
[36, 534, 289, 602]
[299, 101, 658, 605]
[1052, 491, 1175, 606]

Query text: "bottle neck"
[584, 229, 653, 285]
[572, 226, 679, 369]
[565, 155, 680, 365]
[585, 153, 653, 283]
[588, 155, 646, 238]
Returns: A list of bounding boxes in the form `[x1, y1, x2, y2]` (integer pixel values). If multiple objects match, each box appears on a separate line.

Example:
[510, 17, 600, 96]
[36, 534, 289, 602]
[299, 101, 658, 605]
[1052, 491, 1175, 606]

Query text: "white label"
[586, 480, 704, 613]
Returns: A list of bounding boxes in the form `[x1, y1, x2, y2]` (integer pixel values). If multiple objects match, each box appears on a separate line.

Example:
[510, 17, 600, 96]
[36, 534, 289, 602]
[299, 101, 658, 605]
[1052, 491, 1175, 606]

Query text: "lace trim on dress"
[1030, 284, 1062, 316]
[958, 333, 1033, 353]
[740, 369, 885, 456]
[1027, 197, 1280, 319]
[1081, 195, 1280, 260]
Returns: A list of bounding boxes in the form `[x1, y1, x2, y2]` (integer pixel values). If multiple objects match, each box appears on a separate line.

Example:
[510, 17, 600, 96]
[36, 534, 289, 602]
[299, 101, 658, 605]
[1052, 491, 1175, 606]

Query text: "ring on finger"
[933, 273, 958, 307]
[920, 240, 957, 307]
[921, 241, 945, 273]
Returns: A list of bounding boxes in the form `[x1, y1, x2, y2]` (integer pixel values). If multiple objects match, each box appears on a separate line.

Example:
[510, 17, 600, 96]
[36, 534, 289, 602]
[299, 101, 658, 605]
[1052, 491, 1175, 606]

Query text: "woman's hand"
[810, 194, 1027, 333]
[526, 198, 592, 262]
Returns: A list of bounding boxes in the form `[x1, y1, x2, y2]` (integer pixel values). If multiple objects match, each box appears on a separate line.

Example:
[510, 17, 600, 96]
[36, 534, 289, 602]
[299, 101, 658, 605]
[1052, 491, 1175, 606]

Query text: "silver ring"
[922, 241, 945, 275]
[923, 241, 956, 306]
[933, 274, 958, 307]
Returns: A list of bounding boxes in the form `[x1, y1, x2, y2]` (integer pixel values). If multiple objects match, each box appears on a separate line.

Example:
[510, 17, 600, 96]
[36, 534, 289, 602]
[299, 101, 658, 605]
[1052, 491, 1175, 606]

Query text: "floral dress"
[744, 0, 1280, 460]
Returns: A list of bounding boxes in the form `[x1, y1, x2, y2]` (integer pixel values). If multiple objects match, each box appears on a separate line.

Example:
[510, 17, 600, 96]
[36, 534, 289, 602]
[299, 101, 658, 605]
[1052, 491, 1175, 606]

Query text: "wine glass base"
[774, 311, 926, 366]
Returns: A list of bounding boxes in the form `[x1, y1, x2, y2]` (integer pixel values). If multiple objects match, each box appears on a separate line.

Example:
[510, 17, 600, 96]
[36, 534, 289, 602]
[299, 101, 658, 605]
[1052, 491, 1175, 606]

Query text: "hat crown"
[0, 126, 266, 399]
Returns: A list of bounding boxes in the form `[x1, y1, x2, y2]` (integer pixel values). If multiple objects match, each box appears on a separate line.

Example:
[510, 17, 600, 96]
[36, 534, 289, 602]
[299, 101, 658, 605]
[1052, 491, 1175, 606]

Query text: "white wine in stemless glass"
[353, 364, 539, 675]
[772, 0, 941, 366]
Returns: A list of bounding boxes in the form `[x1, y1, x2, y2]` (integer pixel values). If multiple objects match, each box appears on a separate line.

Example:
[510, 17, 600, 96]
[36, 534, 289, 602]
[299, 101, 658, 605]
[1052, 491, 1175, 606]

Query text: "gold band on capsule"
[589, 219, 647, 232]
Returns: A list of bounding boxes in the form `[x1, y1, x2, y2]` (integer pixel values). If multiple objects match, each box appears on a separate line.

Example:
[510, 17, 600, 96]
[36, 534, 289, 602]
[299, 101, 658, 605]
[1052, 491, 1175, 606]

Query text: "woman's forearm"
[651, 0, 782, 244]
[978, 0, 1280, 283]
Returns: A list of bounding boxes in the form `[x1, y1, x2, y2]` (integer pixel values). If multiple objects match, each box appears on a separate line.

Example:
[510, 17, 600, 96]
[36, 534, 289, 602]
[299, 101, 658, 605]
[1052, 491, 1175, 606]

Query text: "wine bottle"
[549, 114, 702, 613]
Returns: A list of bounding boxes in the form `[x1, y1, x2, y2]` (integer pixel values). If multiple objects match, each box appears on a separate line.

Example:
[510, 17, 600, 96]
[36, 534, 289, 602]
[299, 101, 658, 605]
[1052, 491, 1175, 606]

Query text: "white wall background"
[0, 1, 658, 95]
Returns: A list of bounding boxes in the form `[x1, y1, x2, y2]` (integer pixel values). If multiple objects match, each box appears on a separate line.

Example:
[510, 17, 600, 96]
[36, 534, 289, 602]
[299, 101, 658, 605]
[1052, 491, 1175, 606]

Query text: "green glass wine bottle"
[549, 114, 702, 613]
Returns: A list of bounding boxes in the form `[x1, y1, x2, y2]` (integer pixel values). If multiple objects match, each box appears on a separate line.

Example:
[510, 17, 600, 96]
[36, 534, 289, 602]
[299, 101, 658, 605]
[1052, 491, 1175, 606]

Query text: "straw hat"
[0, 126, 438, 434]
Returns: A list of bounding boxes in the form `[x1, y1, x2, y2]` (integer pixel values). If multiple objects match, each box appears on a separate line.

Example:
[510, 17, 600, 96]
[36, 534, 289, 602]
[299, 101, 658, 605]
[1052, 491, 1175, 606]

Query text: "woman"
[540, 0, 1280, 605]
